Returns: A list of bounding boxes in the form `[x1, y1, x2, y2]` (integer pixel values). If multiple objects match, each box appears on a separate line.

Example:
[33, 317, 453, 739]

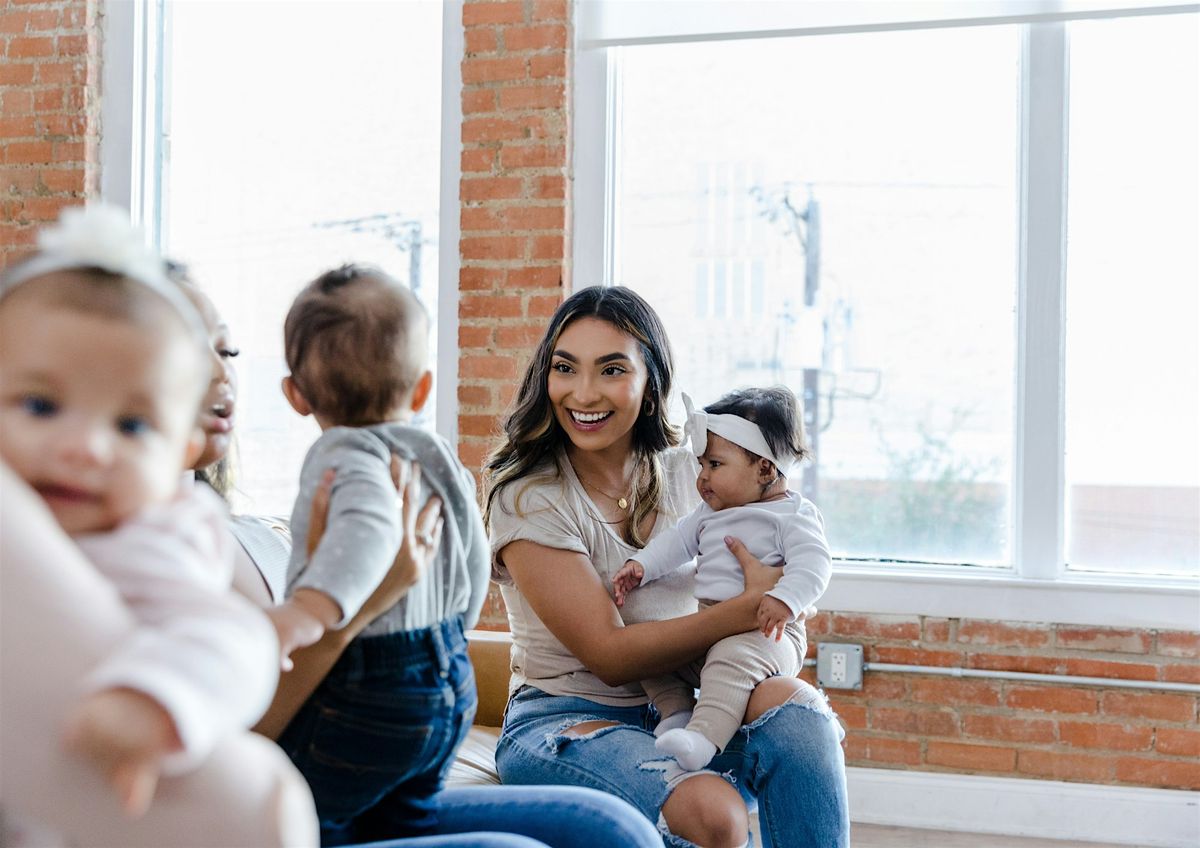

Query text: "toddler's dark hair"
[705, 386, 810, 475]
[284, 264, 429, 427]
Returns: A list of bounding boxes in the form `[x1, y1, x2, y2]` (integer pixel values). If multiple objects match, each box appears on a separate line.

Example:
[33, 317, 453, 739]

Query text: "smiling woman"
[484, 286, 849, 848]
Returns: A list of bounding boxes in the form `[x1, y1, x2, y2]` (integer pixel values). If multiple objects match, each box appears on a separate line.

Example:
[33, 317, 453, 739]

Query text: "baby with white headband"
[0, 205, 278, 817]
[612, 386, 832, 771]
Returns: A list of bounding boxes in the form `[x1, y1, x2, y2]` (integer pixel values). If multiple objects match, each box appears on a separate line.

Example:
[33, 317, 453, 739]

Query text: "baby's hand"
[266, 602, 325, 671]
[63, 688, 181, 818]
[612, 559, 645, 607]
[756, 595, 794, 642]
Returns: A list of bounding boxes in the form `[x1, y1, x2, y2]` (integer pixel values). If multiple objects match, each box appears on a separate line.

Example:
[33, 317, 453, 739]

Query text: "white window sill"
[824, 562, 1199, 630]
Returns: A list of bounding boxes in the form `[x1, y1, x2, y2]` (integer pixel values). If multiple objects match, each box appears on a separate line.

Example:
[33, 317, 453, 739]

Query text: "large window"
[155, 1, 448, 515]
[617, 25, 1020, 568]
[576, 3, 1200, 614]
[1063, 14, 1199, 577]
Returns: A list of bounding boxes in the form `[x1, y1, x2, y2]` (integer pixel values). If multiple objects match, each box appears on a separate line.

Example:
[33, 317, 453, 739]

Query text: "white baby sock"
[654, 709, 693, 737]
[655, 728, 717, 771]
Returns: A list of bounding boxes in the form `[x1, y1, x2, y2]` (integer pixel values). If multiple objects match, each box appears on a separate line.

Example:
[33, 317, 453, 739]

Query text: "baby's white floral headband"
[683, 392, 794, 474]
[0, 203, 207, 345]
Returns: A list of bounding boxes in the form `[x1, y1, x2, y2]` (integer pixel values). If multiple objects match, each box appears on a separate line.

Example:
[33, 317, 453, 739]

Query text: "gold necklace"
[574, 468, 633, 511]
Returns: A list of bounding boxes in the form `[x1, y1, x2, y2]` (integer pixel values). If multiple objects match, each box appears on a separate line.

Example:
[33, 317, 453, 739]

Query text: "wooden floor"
[851, 825, 1127, 847]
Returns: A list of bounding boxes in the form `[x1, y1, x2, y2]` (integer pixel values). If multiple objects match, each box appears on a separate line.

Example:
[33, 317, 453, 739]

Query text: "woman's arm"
[501, 536, 779, 687]
[253, 459, 443, 740]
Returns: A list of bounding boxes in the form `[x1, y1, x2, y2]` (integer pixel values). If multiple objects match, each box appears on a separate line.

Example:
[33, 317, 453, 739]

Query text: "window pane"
[161, 1, 442, 516]
[617, 27, 1019, 566]
[1065, 14, 1200, 577]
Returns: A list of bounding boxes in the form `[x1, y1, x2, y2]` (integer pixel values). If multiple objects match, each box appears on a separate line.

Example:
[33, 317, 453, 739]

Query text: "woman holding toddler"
[485, 285, 850, 848]
[0, 206, 660, 848]
[176, 257, 661, 848]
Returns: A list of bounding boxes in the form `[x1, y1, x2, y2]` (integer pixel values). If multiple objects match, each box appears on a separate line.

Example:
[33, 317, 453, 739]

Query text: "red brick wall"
[804, 614, 1200, 790]
[457, 0, 571, 475]
[0, 0, 99, 269]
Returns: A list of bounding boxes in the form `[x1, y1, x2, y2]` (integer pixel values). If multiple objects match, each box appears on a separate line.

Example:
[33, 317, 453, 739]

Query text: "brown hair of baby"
[283, 264, 428, 427]
[705, 385, 811, 476]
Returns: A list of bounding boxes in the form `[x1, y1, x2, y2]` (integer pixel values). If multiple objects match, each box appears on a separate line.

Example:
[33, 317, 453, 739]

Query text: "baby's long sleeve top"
[286, 423, 490, 635]
[632, 491, 831, 617]
[76, 485, 279, 773]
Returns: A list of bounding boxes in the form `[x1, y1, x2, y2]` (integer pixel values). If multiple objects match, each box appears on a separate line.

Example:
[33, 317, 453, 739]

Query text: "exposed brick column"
[457, 0, 571, 475]
[0, 0, 101, 269]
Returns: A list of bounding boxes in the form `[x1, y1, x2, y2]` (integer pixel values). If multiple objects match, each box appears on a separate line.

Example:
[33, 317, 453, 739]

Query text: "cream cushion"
[444, 630, 508, 787]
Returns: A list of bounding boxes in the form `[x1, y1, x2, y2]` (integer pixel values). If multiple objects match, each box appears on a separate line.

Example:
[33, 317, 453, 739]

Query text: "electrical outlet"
[830, 651, 847, 684]
[817, 643, 864, 690]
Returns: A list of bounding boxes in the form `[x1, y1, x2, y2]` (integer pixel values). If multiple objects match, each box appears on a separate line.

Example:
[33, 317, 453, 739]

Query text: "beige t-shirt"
[490, 446, 701, 706]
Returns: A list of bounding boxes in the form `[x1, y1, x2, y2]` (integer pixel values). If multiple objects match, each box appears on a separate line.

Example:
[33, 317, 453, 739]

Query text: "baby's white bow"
[680, 391, 792, 473]
[682, 393, 709, 458]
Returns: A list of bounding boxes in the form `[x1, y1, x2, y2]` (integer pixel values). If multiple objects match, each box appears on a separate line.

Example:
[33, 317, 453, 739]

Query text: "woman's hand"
[310, 457, 444, 638]
[352, 456, 444, 630]
[253, 456, 444, 739]
[725, 535, 784, 628]
[304, 467, 337, 559]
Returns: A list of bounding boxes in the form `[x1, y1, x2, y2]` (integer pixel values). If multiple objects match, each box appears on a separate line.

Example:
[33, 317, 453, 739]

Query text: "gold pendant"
[618, 497, 629, 510]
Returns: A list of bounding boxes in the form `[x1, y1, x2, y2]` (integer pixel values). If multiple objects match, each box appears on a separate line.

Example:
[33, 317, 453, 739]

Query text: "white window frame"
[100, 0, 463, 443]
[573, 1, 1200, 629]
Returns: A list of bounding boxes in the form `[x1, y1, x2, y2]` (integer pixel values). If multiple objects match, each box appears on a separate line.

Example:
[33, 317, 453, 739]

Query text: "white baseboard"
[847, 767, 1200, 847]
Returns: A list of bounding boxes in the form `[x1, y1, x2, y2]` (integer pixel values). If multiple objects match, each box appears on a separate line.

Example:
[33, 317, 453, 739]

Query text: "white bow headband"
[0, 203, 207, 345]
[683, 392, 792, 473]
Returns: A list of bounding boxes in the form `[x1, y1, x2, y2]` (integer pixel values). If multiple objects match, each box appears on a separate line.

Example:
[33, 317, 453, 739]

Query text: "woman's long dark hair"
[483, 286, 681, 546]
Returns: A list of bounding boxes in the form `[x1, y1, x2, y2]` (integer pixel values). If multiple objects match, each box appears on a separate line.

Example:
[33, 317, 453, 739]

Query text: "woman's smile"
[568, 409, 615, 431]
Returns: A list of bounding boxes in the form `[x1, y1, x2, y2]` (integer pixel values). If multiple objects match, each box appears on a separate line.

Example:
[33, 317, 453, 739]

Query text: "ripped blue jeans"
[495, 684, 849, 848]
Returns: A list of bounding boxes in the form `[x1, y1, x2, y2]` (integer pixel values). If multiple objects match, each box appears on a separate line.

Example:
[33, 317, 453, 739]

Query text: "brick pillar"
[457, 0, 572, 473]
[0, 0, 101, 269]
[457, 0, 572, 629]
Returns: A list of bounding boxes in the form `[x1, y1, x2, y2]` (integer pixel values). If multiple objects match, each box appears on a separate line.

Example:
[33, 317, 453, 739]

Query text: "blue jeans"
[356, 834, 544, 848]
[278, 617, 477, 846]
[351, 785, 662, 848]
[496, 684, 850, 848]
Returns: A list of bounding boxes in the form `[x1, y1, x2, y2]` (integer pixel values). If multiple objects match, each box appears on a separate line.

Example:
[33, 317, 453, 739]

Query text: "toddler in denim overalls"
[273, 265, 490, 845]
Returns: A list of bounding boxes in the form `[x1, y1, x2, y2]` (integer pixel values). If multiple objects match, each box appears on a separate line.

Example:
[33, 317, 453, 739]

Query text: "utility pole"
[760, 186, 821, 502]
[798, 193, 821, 503]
